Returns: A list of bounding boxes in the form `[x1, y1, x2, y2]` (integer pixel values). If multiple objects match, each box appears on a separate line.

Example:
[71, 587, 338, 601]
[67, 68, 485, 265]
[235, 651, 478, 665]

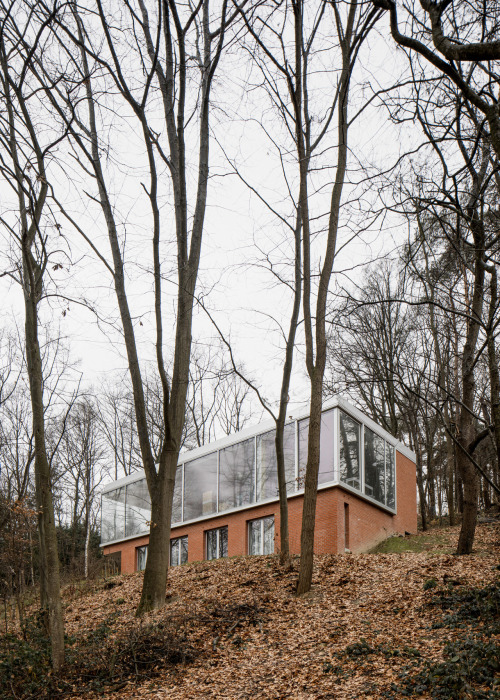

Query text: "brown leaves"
[20, 522, 500, 698]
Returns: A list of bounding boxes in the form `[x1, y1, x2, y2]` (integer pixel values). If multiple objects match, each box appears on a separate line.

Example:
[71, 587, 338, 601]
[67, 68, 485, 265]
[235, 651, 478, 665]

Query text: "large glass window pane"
[180, 536, 188, 564]
[339, 411, 361, 491]
[184, 452, 217, 521]
[298, 418, 308, 489]
[101, 487, 126, 543]
[206, 526, 228, 560]
[172, 466, 183, 523]
[136, 545, 148, 571]
[298, 410, 336, 487]
[125, 479, 151, 537]
[386, 444, 395, 508]
[364, 427, 385, 504]
[206, 529, 217, 560]
[248, 519, 261, 555]
[256, 424, 296, 501]
[263, 516, 274, 555]
[220, 526, 228, 557]
[249, 516, 274, 555]
[170, 536, 188, 566]
[219, 438, 255, 511]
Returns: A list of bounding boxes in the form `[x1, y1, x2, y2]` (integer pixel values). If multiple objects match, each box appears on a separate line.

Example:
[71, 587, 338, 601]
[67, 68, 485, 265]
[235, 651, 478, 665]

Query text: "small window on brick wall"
[248, 516, 274, 556]
[170, 536, 188, 566]
[136, 545, 148, 571]
[206, 526, 228, 560]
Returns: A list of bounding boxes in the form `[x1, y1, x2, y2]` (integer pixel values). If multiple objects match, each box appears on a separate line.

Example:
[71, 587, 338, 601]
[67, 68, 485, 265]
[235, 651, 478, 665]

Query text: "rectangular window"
[172, 466, 183, 523]
[386, 444, 395, 509]
[170, 536, 188, 566]
[256, 423, 296, 501]
[339, 411, 361, 491]
[219, 438, 255, 511]
[101, 486, 126, 543]
[298, 410, 336, 487]
[206, 526, 228, 560]
[248, 516, 274, 556]
[364, 427, 386, 503]
[184, 452, 217, 521]
[344, 503, 350, 551]
[125, 479, 151, 537]
[136, 545, 148, 571]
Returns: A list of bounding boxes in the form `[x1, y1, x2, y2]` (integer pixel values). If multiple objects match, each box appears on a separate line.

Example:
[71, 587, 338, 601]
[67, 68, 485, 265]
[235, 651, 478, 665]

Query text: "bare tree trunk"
[297, 0, 370, 594]
[23, 261, 65, 669]
[0, 31, 65, 668]
[487, 269, 500, 473]
[456, 171, 486, 554]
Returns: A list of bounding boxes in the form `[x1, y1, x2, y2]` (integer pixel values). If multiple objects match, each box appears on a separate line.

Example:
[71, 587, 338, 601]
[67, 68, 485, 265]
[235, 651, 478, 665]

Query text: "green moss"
[369, 531, 453, 555]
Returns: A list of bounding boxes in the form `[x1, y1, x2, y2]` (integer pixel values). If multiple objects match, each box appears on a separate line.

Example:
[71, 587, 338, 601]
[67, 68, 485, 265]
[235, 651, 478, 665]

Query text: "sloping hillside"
[2, 522, 499, 699]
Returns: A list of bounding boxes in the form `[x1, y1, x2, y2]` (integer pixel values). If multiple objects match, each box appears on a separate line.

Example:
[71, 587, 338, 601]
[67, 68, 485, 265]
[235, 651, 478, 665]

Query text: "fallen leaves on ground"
[11, 523, 500, 699]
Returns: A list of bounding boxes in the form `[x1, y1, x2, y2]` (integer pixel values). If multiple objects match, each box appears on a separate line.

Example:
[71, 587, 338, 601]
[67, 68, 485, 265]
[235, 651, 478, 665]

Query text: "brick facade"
[103, 448, 417, 574]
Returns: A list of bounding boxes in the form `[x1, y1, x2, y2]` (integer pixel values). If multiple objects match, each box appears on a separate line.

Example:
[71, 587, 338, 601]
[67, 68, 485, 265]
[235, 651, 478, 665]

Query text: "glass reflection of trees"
[125, 479, 151, 536]
[364, 427, 386, 503]
[249, 516, 274, 555]
[101, 409, 399, 545]
[172, 466, 183, 523]
[219, 438, 255, 511]
[101, 487, 126, 542]
[339, 411, 360, 490]
[184, 452, 217, 521]
[298, 410, 335, 486]
[170, 536, 188, 566]
[206, 526, 228, 560]
[386, 444, 395, 508]
[256, 423, 296, 500]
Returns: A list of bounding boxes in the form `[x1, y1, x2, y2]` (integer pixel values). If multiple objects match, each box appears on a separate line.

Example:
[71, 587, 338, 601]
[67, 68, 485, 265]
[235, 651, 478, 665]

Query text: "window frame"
[248, 515, 275, 556]
[136, 544, 148, 571]
[170, 535, 188, 566]
[205, 525, 228, 560]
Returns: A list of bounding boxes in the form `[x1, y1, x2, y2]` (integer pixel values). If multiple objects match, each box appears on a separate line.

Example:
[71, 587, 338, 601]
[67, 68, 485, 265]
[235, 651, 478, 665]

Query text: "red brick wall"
[103, 447, 417, 573]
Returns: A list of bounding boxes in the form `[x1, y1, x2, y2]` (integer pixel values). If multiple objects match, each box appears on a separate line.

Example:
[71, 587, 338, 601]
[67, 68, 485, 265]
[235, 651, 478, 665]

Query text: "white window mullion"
[216, 450, 220, 512]
[181, 463, 185, 523]
[294, 420, 299, 492]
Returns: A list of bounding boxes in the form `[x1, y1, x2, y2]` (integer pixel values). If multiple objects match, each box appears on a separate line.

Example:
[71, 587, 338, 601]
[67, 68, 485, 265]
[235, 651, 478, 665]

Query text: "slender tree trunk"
[296, 371, 324, 593]
[23, 263, 64, 669]
[456, 206, 485, 554]
[487, 269, 500, 472]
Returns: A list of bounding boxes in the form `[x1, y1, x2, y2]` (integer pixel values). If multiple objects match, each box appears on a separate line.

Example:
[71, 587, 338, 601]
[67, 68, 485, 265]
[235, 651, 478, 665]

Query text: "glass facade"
[256, 423, 296, 500]
[219, 438, 255, 511]
[101, 487, 126, 544]
[339, 411, 361, 491]
[298, 410, 336, 487]
[125, 478, 151, 537]
[184, 451, 217, 521]
[101, 405, 399, 545]
[364, 427, 386, 503]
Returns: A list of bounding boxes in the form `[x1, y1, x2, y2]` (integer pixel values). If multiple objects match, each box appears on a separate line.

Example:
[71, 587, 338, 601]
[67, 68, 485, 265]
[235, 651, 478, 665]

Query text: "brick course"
[103, 448, 417, 573]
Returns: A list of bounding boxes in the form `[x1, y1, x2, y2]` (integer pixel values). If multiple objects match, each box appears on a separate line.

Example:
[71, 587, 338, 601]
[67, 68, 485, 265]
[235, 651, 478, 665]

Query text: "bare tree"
[0, 2, 66, 668]
[372, 1, 500, 158]
[32, 0, 251, 613]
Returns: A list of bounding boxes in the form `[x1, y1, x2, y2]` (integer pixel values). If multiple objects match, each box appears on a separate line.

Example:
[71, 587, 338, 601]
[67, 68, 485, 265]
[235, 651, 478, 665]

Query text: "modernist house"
[100, 397, 417, 574]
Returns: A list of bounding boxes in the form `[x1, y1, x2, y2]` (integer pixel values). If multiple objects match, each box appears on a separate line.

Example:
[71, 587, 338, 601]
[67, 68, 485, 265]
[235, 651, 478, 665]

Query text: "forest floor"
[2, 520, 499, 699]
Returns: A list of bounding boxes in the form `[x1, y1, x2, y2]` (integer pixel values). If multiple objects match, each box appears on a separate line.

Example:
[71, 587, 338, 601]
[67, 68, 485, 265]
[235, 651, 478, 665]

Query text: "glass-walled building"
[101, 397, 417, 572]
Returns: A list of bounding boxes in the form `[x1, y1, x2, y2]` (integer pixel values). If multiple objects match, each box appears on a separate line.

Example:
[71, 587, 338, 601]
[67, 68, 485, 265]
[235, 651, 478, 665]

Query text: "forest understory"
[1, 520, 499, 699]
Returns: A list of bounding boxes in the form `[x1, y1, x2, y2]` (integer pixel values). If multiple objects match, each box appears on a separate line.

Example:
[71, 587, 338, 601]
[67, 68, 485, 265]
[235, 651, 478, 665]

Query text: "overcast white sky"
[0, 5, 419, 428]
